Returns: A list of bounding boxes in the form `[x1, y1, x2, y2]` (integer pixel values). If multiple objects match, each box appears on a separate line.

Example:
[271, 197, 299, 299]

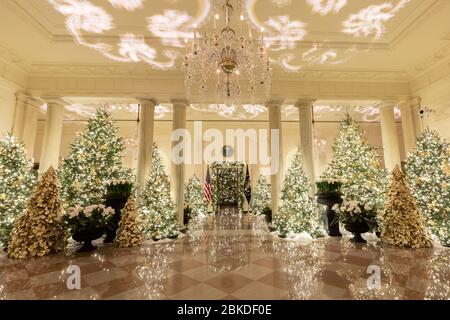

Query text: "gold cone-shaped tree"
[8, 167, 67, 259]
[381, 166, 432, 248]
[115, 196, 142, 248]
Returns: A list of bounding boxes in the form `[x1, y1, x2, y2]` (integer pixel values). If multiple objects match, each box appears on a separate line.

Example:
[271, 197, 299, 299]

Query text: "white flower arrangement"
[108, 179, 133, 186]
[333, 199, 378, 230]
[64, 204, 115, 235]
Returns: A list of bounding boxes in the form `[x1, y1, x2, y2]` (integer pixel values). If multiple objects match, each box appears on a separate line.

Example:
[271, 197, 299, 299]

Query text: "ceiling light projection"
[342, 0, 411, 40]
[306, 0, 348, 15]
[47, 0, 184, 69]
[108, 0, 144, 11]
[190, 104, 267, 120]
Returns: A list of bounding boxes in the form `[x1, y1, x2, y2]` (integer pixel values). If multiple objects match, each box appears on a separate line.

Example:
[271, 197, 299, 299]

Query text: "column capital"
[137, 98, 157, 106]
[295, 99, 316, 109]
[171, 98, 189, 107]
[378, 99, 398, 110]
[266, 98, 285, 107]
[15, 92, 42, 110]
[41, 96, 67, 106]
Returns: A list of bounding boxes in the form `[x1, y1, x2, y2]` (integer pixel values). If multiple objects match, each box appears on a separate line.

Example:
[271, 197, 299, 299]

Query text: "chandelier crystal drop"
[183, 0, 272, 100]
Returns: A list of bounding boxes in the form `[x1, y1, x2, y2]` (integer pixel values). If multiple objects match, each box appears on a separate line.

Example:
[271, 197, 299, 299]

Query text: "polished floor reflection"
[0, 208, 449, 300]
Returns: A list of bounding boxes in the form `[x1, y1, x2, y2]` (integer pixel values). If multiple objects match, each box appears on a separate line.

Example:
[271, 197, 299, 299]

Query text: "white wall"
[0, 79, 18, 135]
[415, 76, 450, 140]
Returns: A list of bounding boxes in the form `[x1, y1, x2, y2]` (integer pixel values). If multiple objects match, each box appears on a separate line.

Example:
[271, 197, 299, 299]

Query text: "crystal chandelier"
[183, 0, 272, 100]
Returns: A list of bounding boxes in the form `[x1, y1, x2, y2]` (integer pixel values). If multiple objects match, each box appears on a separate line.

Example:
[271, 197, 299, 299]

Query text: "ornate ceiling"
[0, 0, 449, 104]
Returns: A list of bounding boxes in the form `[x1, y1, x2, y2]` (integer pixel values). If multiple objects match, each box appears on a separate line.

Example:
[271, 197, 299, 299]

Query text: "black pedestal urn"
[344, 221, 370, 243]
[73, 228, 104, 252]
[316, 191, 342, 237]
[103, 184, 132, 243]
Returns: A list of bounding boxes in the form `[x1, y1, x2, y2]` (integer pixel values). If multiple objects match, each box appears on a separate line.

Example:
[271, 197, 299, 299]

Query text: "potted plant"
[316, 179, 343, 237]
[64, 205, 115, 252]
[184, 206, 193, 226]
[262, 206, 273, 224]
[333, 200, 378, 243]
[104, 180, 133, 243]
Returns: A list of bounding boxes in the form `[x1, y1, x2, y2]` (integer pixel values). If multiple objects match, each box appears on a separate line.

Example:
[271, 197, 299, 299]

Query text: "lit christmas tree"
[321, 114, 389, 214]
[273, 145, 322, 237]
[140, 144, 179, 240]
[251, 175, 271, 215]
[0, 134, 36, 249]
[381, 166, 432, 248]
[115, 196, 143, 248]
[405, 130, 450, 246]
[8, 167, 67, 259]
[59, 109, 132, 207]
[184, 175, 207, 218]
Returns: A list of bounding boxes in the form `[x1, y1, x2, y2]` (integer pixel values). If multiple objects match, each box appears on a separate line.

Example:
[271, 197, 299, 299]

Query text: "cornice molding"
[28, 63, 410, 83]
[27, 76, 410, 103]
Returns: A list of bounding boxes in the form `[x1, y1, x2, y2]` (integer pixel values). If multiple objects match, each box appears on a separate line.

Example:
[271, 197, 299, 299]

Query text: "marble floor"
[0, 209, 449, 300]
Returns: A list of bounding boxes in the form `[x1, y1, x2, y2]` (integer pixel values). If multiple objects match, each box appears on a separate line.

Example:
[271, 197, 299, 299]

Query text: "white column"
[22, 97, 41, 159]
[136, 98, 156, 201]
[398, 98, 418, 156]
[380, 102, 401, 171]
[12, 93, 27, 139]
[267, 98, 284, 216]
[296, 99, 316, 195]
[171, 99, 188, 224]
[39, 98, 65, 172]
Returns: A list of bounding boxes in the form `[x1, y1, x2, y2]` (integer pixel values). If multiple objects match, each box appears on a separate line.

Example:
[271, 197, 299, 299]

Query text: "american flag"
[204, 165, 212, 203]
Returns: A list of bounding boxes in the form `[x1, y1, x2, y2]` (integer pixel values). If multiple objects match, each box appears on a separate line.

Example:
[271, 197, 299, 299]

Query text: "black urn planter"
[316, 191, 343, 237]
[168, 234, 179, 240]
[344, 221, 370, 243]
[104, 193, 130, 243]
[73, 228, 104, 252]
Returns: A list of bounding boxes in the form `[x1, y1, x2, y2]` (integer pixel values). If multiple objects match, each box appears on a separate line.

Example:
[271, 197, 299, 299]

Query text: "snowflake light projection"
[108, 0, 144, 11]
[342, 0, 411, 40]
[46, 0, 210, 69]
[47, 0, 412, 75]
[264, 16, 307, 51]
[191, 104, 266, 120]
[307, 0, 348, 15]
[147, 10, 193, 48]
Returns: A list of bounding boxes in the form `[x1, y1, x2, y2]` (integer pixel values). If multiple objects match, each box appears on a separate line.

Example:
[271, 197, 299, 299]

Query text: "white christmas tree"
[184, 175, 207, 218]
[0, 134, 36, 249]
[140, 144, 179, 239]
[59, 109, 133, 207]
[405, 130, 450, 246]
[273, 145, 322, 237]
[8, 167, 67, 259]
[251, 175, 271, 215]
[321, 114, 389, 222]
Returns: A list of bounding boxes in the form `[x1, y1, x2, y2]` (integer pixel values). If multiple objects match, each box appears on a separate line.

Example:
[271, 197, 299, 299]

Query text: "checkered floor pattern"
[0, 214, 448, 300]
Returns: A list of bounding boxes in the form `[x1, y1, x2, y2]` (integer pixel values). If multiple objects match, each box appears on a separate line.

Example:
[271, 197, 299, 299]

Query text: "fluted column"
[39, 97, 65, 172]
[171, 99, 188, 224]
[380, 102, 401, 171]
[296, 99, 316, 195]
[398, 98, 418, 156]
[136, 98, 156, 201]
[267, 98, 284, 216]
[21, 97, 41, 159]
